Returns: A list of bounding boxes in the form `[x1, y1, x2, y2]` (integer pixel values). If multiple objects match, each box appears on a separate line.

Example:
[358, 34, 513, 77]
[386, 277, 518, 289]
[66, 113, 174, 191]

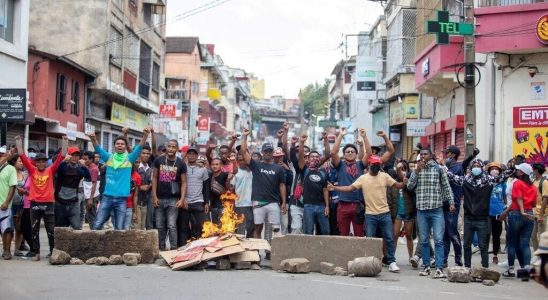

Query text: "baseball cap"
[273, 147, 285, 157]
[261, 142, 274, 152]
[67, 146, 81, 155]
[367, 155, 382, 165]
[444, 145, 461, 157]
[515, 163, 534, 177]
[0, 146, 6, 154]
[187, 146, 198, 154]
[34, 153, 48, 161]
[180, 145, 189, 153]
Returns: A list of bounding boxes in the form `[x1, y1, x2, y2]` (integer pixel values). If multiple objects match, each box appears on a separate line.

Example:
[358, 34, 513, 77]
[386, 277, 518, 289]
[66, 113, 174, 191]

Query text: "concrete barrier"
[54, 228, 159, 263]
[271, 235, 383, 272]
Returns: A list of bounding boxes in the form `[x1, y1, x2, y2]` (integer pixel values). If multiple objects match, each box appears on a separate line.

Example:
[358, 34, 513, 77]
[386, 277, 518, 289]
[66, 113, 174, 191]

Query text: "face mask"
[471, 167, 482, 177]
[28, 152, 36, 159]
[370, 164, 381, 175]
[490, 169, 500, 177]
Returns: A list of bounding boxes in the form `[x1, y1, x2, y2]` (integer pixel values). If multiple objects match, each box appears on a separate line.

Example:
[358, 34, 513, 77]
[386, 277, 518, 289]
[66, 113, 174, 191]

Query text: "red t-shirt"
[20, 153, 64, 203]
[126, 171, 141, 208]
[511, 179, 537, 211]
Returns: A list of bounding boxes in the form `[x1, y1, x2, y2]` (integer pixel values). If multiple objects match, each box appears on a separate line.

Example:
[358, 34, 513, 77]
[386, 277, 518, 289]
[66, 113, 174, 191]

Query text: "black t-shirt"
[302, 167, 328, 205]
[249, 159, 286, 204]
[153, 156, 187, 199]
[209, 172, 229, 208]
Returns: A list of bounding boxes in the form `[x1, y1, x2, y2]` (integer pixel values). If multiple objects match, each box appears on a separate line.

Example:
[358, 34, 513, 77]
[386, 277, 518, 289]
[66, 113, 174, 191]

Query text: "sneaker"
[409, 256, 419, 268]
[498, 260, 509, 269]
[492, 256, 499, 265]
[472, 246, 480, 254]
[419, 267, 431, 276]
[24, 251, 35, 258]
[432, 268, 447, 279]
[19, 243, 30, 252]
[14, 250, 24, 257]
[32, 254, 40, 261]
[502, 268, 515, 278]
[2, 252, 12, 260]
[388, 262, 400, 273]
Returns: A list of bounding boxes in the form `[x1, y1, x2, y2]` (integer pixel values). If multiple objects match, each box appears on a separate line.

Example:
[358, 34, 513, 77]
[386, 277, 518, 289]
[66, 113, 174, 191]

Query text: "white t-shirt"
[232, 168, 253, 207]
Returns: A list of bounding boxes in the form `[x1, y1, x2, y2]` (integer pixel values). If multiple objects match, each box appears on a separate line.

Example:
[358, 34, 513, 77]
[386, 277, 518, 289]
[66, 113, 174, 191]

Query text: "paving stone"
[447, 266, 471, 283]
[280, 258, 311, 273]
[334, 267, 348, 276]
[347, 257, 382, 277]
[49, 249, 71, 265]
[470, 267, 501, 283]
[95, 256, 110, 265]
[482, 280, 495, 286]
[108, 255, 123, 265]
[85, 257, 98, 265]
[69, 258, 84, 265]
[320, 262, 336, 275]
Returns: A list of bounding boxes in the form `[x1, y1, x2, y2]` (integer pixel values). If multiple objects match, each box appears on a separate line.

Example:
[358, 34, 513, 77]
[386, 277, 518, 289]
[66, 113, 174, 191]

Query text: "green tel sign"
[426, 10, 473, 44]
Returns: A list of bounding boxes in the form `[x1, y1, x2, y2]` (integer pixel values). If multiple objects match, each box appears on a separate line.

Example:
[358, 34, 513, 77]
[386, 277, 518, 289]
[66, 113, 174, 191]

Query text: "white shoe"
[409, 256, 419, 268]
[472, 246, 480, 254]
[389, 262, 400, 273]
[498, 260, 509, 268]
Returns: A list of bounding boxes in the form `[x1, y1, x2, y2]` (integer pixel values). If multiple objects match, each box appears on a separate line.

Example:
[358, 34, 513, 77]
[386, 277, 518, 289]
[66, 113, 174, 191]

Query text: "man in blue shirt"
[89, 127, 151, 230]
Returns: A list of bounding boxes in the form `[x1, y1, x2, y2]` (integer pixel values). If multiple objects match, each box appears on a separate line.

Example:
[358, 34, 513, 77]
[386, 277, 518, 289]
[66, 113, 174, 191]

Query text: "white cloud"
[166, 0, 384, 98]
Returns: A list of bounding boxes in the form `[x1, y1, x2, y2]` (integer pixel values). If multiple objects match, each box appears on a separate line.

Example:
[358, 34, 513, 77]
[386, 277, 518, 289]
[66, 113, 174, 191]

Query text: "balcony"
[477, 0, 547, 7]
[165, 89, 188, 101]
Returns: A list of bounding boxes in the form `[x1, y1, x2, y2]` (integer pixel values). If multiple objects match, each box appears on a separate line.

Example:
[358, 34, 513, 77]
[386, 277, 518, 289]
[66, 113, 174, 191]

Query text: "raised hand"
[339, 127, 347, 136]
[208, 144, 217, 150]
[277, 130, 284, 138]
[291, 136, 298, 144]
[376, 130, 386, 137]
[283, 122, 289, 131]
[122, 127, 129, 135]
[300, 134, 308, 143]
[359, 128, 366, 137]
[321, 132, 327, 140]
[242, 128, 250, 136]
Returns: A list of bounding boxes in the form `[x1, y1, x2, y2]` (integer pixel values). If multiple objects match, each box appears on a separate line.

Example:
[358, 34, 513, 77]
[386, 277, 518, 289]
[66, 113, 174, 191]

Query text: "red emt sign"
[513, 105, 548, 127]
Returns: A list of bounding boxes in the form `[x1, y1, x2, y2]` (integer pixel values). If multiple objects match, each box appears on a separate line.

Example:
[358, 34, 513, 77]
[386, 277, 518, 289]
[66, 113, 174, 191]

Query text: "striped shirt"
[407, 160, 454, 210]
[185, 164, 209, 203]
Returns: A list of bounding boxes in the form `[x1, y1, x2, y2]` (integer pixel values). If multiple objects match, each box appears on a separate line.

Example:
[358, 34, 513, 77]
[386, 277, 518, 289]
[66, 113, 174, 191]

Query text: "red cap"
[67, 146, 81, 155]
[367, 155, 382, 165]
[180, 145, 189, 153]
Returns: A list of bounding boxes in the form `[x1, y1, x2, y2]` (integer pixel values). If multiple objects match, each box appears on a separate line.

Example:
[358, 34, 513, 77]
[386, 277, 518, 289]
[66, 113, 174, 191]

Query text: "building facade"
[29, 0, 166, 152]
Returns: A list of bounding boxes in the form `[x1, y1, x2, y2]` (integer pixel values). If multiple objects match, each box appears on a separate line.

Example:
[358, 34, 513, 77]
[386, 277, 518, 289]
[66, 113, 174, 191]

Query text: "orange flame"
[201, 191, 245, 238]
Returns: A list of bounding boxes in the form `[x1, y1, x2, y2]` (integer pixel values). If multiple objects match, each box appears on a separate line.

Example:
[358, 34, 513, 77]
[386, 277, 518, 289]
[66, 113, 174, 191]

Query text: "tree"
[299, 79, 330, 118]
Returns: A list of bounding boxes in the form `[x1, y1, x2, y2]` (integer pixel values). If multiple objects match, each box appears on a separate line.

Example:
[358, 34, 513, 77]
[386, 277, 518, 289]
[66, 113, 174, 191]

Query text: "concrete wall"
[0, 0, 29, 89]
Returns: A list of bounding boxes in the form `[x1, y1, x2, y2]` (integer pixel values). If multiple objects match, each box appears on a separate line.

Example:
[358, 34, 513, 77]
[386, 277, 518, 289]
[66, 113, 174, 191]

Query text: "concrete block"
[470, 267, 501, 283]
[320, 262, 336, 275]
[447, 266, 471, 283]
[281, 258, 310, 273]
[348, 257, 382, 277]
[49, 249, 71, 265]
[54, 228, 158, 263]
[271, 235, 382, 272]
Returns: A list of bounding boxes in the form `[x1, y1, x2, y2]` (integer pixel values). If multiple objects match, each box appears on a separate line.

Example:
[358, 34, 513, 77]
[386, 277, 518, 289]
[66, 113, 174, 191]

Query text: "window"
[143, 4, 152, 26]
[109, 26, 123, 66]
[71, 80, 80, 116]
[152, 62, 160, 92]
[0, 0, 14, 43]
[56, 74, 67, 112]
[123, 27, 139, 74]
[139, 41, 152, 99]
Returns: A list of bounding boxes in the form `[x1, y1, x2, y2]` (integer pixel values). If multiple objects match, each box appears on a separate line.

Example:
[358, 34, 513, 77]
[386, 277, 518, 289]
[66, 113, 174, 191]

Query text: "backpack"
[293, 168, 327, 207]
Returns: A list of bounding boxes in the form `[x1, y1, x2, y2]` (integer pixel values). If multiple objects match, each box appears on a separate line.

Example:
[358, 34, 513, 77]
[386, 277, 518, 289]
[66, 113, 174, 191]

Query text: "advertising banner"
[111, 102, 148, 131]
[513, 105, 548, 165]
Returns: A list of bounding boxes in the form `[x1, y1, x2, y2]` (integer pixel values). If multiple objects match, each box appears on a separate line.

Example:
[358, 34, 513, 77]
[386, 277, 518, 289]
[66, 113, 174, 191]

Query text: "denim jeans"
[443, 208, 462, 265]
[155, 198, 179, 250]
[123, 208, 133, 230]
[54, 201, 82, 230]
[463, 218, 490, 268]
[303, 204, 330, 235]
[507, 210, 534, 268]
[417, 207, 445, 269]
[365, 212, 396, 264]
[93, 195, 127, 230]
[290, 205, 304, 234]
[177, 202, 206, 247]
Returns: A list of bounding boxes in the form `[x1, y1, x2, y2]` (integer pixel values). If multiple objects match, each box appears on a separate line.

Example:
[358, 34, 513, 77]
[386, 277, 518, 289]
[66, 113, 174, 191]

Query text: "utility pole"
[463, 0, 476, 156]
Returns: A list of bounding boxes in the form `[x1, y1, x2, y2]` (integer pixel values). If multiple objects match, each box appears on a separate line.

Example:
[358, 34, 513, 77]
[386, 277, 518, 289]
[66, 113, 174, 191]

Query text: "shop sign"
[0, 89, 26, 121]
[536, 14, 548, 45]
[407, 119, 431, 137]
[513, 105, 548, 165]
[111, 102, 148, 131]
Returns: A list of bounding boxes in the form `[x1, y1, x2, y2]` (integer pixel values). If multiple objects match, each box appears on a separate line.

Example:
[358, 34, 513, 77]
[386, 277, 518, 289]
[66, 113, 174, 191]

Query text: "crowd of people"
[0, 123, 547, 287]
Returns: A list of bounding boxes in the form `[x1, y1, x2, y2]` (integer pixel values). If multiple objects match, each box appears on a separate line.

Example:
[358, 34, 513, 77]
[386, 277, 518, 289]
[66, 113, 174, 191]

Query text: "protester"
[152, 139, 187, 250]
[90, 128, 150, 230]
[207, 135, 237, 174]
[123, 164, 141, 230]
[135, 145, 153, 230]
[232, 151, 254, 238]
[177, 146, 209, 247]
[0, 146, 18, 260]
[208, 158, 231, 224]
[240, 128, 287, 241]
[486, 162, 506, 265]
[442, 145, 464, 268]
[54, 146, 90, 229]
[500, 163, 537, 277]
[16, 135, 67, 261]
[407, 148, 455, 278]
[81, 151, 100, 227]
[532, 163, 548, 263]
[10, 154, 30, 257]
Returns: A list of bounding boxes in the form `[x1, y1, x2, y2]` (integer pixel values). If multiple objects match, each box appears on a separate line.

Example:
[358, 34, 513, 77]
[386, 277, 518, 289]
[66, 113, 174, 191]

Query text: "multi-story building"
[29, 0, 166, 152]
[163, 36, 204, 146]
[328, 58, 354, 121]
[0, 0, 32, 146]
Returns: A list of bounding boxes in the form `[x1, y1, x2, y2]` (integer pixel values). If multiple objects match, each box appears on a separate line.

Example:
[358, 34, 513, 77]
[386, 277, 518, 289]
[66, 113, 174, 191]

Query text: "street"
[1, 230, 546, 300]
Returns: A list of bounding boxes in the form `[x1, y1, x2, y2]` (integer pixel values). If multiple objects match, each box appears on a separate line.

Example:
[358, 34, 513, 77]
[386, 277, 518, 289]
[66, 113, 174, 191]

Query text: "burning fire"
[201, 191, 245, 238]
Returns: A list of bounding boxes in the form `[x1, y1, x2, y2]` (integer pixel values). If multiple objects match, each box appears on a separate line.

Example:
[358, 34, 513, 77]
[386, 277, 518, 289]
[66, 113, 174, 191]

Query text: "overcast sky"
[166, 0, 384, 99]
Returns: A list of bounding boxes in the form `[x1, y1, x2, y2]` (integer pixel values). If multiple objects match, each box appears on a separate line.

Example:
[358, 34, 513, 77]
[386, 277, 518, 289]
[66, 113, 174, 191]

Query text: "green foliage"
[299, 78, 330, 117]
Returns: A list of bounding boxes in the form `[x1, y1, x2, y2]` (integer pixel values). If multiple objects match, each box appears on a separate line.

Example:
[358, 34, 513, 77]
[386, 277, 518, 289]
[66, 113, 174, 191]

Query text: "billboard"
[0, 89, 26, 122]
[111, 102, 148, 131]
[512, 105, 548, 165]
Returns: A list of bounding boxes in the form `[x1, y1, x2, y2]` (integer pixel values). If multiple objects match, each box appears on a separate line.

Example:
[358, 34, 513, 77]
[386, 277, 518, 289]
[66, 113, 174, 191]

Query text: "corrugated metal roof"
[166, 37, 199, 54]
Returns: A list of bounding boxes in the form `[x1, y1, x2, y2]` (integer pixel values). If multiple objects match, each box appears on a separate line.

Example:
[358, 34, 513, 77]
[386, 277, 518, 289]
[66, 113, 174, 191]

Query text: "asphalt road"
[1, 232, 547, 299]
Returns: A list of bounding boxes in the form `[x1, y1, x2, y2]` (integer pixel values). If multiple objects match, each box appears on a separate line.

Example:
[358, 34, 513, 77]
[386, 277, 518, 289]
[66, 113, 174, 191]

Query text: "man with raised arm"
[89, 127, 150, 230]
